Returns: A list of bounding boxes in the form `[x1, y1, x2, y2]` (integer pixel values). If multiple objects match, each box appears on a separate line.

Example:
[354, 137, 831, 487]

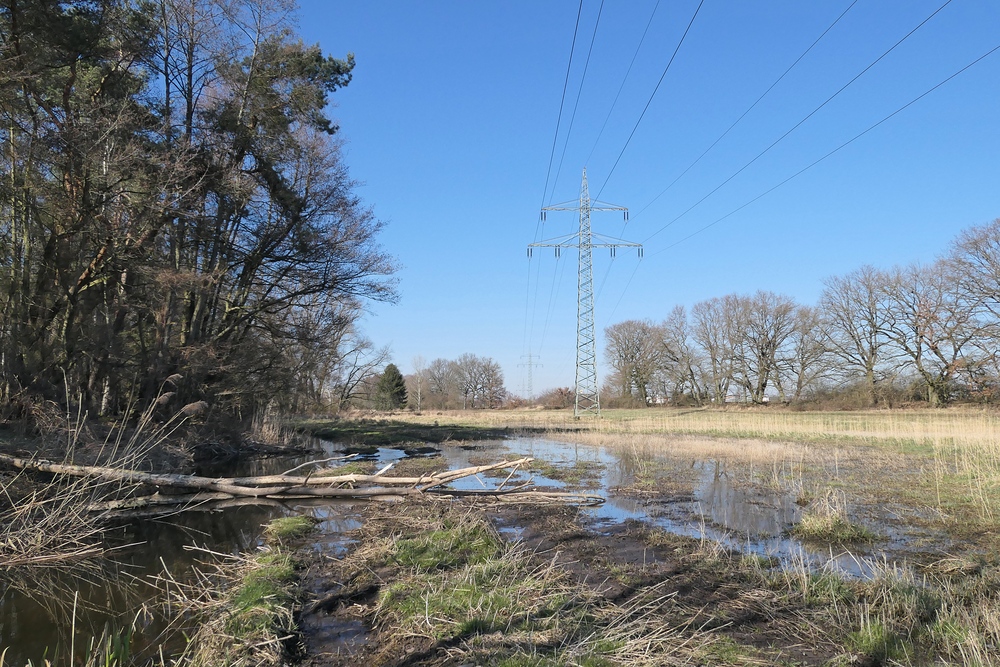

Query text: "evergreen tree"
[375, 363, 407, 410]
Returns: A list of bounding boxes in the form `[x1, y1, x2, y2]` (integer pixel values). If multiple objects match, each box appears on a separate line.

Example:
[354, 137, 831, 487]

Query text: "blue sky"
[296, 0, 1000, 395]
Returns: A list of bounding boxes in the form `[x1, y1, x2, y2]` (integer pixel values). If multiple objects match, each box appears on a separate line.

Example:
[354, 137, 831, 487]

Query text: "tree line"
[407, 354, 507, 410]
[0, 0, 395, 422]
[604, 219, 1000, 408]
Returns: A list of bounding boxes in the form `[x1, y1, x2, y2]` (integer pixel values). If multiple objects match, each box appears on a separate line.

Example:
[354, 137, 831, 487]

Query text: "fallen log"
[0, 453, 602, 508]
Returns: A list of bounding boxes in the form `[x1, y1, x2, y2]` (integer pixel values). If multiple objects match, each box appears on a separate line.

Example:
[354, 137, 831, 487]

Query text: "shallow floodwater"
[1, 434, 911, 662]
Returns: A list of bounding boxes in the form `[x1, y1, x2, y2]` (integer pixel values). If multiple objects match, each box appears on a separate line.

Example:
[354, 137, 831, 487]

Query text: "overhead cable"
[642, 0, 955, 244]
[633, 0, 859, 220]
[528, 0, 585, 359]
[550, 0, 607, 204]
[585, 0, 661, 167]
[594, 0, 707, 201]
[651, 40, 1000, 256]
[537, 0, 585, 231]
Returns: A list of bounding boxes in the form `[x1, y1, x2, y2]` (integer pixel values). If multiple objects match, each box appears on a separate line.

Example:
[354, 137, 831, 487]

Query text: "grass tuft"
[791, 490, 876, 544]
[262, 515, 315, 544]
[392, 517, 500, 571]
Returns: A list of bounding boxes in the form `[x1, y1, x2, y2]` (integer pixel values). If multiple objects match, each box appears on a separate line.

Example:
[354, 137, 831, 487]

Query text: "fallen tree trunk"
[0, 453, 603, 509]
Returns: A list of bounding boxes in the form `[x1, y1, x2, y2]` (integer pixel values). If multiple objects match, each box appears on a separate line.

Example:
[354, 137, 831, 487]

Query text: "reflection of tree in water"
[695, 460, 801, 536]
[0, 501, 286, 664]
[0, 559, 161, 665]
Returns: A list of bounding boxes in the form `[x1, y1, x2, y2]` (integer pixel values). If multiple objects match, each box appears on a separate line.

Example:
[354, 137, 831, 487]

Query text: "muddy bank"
[4, 416, 1000, 665]
[294, 499, 833, 666]
[294, 497, 1000, 666]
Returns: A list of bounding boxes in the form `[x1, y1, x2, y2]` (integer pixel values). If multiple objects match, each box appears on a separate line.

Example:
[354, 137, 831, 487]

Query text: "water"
[1, 434, 919, 662]
[0, 503, 283, 664]
[460, 437, 917, 578]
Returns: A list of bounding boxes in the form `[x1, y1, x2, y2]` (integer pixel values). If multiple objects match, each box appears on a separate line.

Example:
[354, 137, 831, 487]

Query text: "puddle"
[446, 436, 925, 579]
[300, 617, 369, 657]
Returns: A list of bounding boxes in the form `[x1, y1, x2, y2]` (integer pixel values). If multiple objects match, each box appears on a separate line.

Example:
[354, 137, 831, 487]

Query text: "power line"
[602, 260, 642, 329]
[594, 0, 706, 201]
[642, 0, 955, 245]
[537, 253, 568, 358]
[650, 40, 1000, 256]
[537, 0, 585, 236]
[633, 0, 859, 221]
[526, 0, 585, 374]
[586, 0, 661, 167]
[550, 0, 606, 204]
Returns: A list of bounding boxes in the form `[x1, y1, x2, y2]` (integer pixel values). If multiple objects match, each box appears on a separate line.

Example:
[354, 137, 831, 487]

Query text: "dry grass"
[0, 473, 109, 568]
[0, 387, 208, 570]
[385, 407, 1000, 453]
[758, 548, 1000, 666]
[791, 489, 877, 544]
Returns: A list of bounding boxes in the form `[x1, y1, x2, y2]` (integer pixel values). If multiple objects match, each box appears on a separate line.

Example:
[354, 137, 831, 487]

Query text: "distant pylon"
[518, 353, 542, 401]
[528, 168, 642, 417]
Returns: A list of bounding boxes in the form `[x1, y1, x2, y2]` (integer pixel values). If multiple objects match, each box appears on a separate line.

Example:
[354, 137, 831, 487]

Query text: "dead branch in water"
[0, 454, 605, 511]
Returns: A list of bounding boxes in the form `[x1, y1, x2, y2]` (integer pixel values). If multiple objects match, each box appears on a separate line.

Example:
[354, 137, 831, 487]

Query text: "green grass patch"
[184, 548, 301, 666]
[263, 515, 315, 544]
[300, 417, 512, 446]
[392, 519, 500, 571]
[225, 552, 296, 637]
[791, 490, 876, 544]
[847, 621, 908, 663]
[390, 456, 445, 477]
[531, 459, 605, 486]
[792, 512, 876, 544]
[314, 460, 377, 477]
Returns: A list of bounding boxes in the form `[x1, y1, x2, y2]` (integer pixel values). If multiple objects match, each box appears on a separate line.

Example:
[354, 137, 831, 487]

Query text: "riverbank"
[294, 495, 1000, 666]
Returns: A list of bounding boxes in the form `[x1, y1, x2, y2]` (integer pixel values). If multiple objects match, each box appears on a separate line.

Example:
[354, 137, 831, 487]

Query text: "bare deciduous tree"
[819, 266, 895, 405]
[691, 297, 738, 403]
[728, 292, 797, 404]
[777, 305, 831, 402]
[882, 262, 985, 405]
[604, 319, 663, 405]
[657, 306, 705, 405]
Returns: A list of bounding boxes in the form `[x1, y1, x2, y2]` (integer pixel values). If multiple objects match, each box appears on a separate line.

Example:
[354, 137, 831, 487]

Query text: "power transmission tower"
[518, 353, 542, 402]
[528, 168, 642, 417]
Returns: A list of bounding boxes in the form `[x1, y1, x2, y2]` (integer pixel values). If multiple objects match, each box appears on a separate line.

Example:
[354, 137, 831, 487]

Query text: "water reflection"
[694, 460, 800, 536]
[478, 437, 889, 578]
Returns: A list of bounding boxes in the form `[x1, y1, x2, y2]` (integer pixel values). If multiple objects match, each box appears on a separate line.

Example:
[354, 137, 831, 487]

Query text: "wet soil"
[294, 499, 842, 666]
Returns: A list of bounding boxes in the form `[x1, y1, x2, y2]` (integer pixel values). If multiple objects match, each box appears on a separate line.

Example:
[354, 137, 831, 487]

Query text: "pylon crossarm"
[590, 201, 627, 210]
[542, 200, 580, 211]
[590, 239, 642, 248]
[530, 233, 580, 247]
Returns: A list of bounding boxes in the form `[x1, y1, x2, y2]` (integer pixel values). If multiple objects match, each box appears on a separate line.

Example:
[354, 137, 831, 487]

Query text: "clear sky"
[296, 0, 1000, 396]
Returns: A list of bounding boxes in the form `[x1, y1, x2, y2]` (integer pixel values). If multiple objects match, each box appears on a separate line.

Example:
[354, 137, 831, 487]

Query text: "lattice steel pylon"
[528, 168, 643, 417]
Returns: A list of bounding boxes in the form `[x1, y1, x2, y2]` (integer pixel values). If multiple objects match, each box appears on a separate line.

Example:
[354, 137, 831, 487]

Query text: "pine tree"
[375, 364, 407, 410]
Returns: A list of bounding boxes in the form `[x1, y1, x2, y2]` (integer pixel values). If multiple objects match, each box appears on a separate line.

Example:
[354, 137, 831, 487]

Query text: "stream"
[0, 435, 919, 664]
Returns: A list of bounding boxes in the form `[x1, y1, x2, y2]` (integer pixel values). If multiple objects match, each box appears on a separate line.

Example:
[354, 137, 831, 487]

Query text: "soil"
[293, 497, 845, 667]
